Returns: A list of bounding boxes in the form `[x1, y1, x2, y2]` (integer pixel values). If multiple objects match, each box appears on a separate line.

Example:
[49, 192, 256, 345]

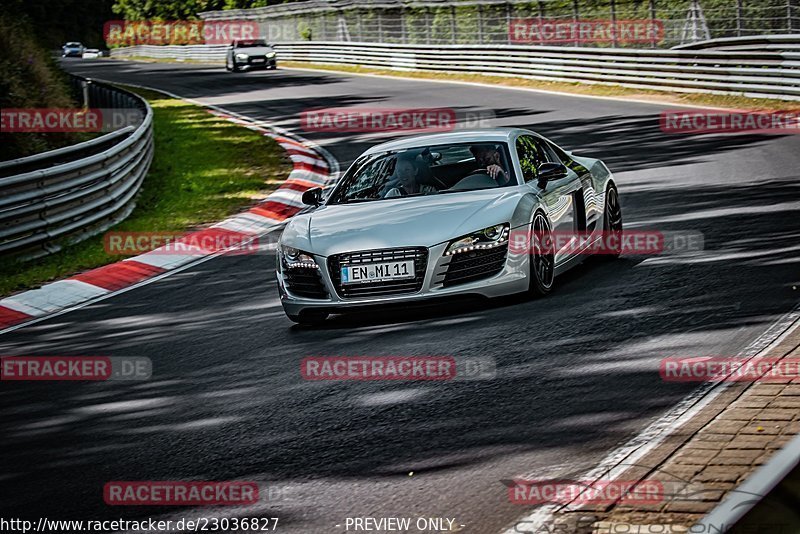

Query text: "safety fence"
[196, 0, 800, 49]
[0, 77, 153, 260]
[110, 36, 800, 100]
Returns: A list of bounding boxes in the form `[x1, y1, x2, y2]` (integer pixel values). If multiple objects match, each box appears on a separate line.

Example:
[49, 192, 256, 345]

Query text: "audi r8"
[276, 128, 622, 324]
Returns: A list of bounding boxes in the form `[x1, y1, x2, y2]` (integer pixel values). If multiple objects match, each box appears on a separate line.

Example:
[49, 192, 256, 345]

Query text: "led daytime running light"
[445, 226, 509, 256]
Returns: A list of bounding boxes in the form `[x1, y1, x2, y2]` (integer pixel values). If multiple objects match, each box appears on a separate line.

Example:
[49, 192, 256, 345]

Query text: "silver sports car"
[276, 128, 622, 324]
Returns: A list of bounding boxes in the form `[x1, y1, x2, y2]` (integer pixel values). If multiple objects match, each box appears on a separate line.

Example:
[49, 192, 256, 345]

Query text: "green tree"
[111, 0, 306, 20]
[111, 0, 226, 20]
[5, 0, 116, 48]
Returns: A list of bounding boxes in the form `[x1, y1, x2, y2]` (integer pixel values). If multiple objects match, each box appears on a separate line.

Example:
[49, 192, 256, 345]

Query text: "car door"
[544, 139, 600, 234]
[515, 134, 582, 265]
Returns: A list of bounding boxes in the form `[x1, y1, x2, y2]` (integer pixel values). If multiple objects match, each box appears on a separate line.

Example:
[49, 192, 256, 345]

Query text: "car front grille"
[328, 248, 428, 299]
[440, 245, 508, 288]
[283, 265, 328, 299]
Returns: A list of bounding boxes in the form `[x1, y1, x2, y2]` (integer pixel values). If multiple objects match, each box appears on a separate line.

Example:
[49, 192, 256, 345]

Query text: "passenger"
[470, 145, 511, 186]
[381, 154, 437, 197]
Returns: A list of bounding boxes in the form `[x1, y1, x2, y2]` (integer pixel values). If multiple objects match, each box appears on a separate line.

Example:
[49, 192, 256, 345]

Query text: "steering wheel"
[462, 169, 494, 183]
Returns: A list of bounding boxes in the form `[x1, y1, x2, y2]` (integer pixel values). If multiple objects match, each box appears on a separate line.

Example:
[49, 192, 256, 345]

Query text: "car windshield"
[66, 42, 82, 47]
[236, 40, 268, 47]
[327, 142, 516, 204]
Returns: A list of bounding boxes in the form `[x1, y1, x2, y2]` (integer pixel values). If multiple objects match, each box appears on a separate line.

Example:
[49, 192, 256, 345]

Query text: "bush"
[0, 15, 86, 161]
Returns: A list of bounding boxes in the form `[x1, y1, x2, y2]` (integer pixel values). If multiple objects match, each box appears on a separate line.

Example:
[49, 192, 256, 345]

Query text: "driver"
[470, 145, 511, 186]
[380, 154, 436, 197]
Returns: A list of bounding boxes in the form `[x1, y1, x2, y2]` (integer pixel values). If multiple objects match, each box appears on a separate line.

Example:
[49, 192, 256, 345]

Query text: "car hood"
[234, 46, 273, 55]
[282, 188, 525, 257]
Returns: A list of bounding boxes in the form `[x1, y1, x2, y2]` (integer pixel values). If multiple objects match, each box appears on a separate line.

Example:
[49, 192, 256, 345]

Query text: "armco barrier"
[696, 431, 800, 531]
[111, 39, 800, 100]
[0, 77, 153, 260]
[111, 44, 229, 62]
[673, 34, 800, 52]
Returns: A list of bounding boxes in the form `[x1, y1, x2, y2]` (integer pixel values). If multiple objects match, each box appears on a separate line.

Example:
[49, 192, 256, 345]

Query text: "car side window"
[540, 141, 561, 164]
[515, 135, 549, 183]
[546, 139, 589, 175]
[544, 140, 572, 166]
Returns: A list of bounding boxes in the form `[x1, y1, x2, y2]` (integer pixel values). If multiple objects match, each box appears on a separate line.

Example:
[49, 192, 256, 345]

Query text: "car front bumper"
[235, 56, 276, 69]
[276, 241, 529, 317]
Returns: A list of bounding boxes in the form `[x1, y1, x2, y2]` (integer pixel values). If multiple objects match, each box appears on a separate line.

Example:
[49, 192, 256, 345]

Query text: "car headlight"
[266, 52, 276, 58]
[445, 224, 510, 256]
[280, 245, 317, 269]
[235, 53, 249, 60]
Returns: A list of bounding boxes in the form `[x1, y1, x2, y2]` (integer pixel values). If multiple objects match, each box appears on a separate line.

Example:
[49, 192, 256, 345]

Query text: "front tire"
[527, 211, 555, 296]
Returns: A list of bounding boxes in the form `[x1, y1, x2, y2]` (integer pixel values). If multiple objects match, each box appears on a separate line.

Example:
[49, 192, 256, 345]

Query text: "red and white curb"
[0, 104, 339, 333]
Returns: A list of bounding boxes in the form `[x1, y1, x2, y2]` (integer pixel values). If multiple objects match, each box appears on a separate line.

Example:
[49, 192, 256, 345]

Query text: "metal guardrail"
[111, 45, 229, 62]
[695, 430, 800, 531]
[674, 33, 800, 51]
[111, 39, 800, 100]
[0, 77, 154, 261]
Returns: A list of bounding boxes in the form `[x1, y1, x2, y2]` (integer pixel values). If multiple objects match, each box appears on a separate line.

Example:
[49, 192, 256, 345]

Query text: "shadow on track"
[2, 65, 798, 527]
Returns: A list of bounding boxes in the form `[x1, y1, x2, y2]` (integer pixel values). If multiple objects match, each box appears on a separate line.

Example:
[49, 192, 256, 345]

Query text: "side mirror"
[537, 162, 568, 188]
[301, 187, 323, 206]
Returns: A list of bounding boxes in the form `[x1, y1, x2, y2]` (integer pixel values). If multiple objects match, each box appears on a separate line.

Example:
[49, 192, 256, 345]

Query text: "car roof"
[361, 128, 532, 155]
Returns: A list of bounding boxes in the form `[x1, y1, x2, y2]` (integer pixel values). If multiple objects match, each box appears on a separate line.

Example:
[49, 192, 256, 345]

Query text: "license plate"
[341, 260, 414, 285]
[251, 58, 265, 63]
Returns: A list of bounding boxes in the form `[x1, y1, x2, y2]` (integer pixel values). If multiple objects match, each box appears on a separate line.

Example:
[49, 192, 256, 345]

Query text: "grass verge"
[281, 61, 800, 111]
[0, 85, 292, 297]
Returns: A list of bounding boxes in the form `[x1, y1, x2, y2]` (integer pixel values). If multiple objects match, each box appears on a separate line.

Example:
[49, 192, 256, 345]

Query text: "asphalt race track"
[1, 59, 799, 533]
